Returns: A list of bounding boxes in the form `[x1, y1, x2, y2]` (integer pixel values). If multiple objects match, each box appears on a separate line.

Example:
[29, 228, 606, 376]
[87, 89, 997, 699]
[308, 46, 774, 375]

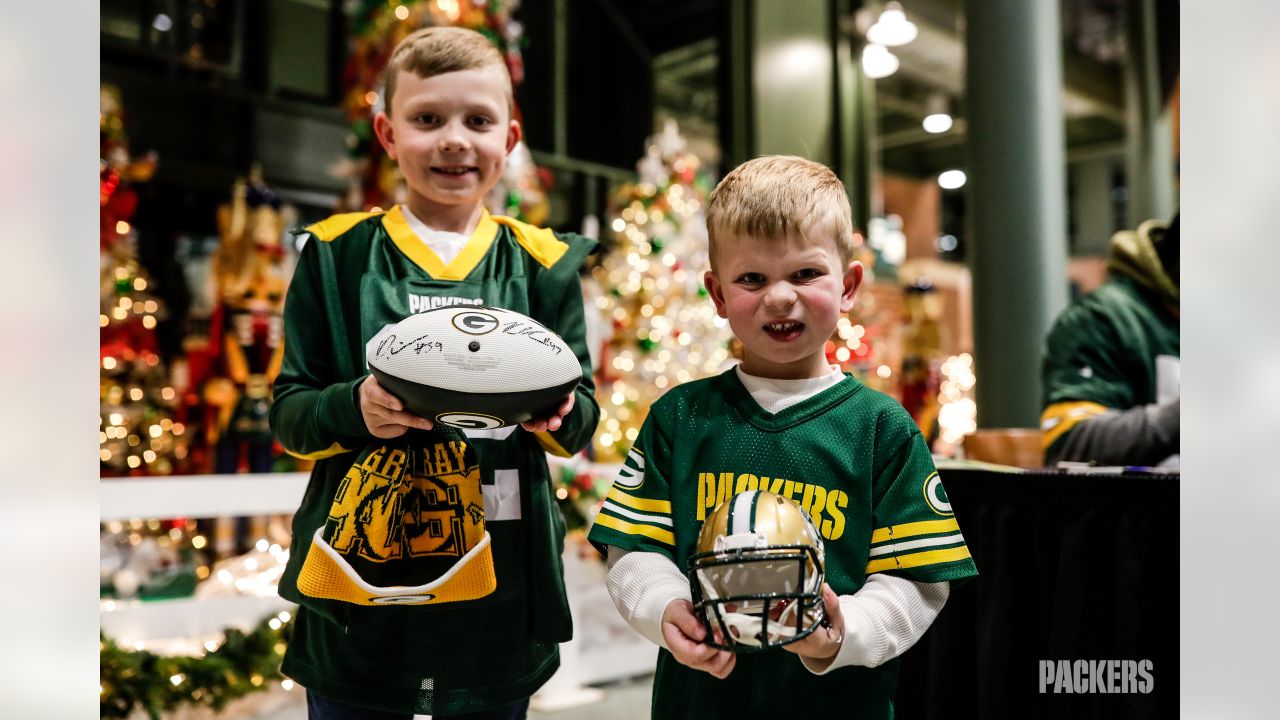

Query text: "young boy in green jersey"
[270, 27, 599, 720]
[587, 156, 978, 719]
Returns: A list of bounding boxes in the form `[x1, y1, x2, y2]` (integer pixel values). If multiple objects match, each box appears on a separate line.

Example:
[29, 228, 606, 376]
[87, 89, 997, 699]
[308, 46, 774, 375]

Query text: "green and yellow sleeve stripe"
[591, 487, 675, 547]
[1040, 400, 1109, 450]
[865, 517, 971, 574]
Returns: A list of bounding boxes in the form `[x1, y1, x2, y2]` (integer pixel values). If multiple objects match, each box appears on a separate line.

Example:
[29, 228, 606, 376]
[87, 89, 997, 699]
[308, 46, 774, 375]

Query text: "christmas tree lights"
[590, 120, 732, 460]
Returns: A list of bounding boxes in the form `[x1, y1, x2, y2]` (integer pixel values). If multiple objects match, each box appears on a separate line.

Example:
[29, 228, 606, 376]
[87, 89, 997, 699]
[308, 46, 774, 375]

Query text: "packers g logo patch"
[452, 310, 499, 335]
[922, 472, 953, 516]
[613, 447, 646, 490]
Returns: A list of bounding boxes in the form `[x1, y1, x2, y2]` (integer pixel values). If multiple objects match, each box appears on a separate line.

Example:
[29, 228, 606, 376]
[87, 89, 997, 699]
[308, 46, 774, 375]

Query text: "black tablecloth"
[895, 468, 1178, 719]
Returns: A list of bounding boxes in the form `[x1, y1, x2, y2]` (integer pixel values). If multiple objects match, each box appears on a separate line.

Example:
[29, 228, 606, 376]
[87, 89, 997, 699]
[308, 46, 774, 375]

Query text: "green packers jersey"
[587, 369, 977, 719]
[271, 206, 599, 715]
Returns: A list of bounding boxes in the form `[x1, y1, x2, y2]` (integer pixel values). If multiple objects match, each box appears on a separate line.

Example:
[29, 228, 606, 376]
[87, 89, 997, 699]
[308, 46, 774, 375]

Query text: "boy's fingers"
[822, 583, 840, 608]
[681, 642, 716, 665]
[369, 422, 408, 439]
[666, 622, 713, 659]
[558, 393, 576, 416]
[392, 411, 432, 430]
[369, 403, 433, 432]
[673, 610, 707, 642]
[521, 393, 574, 433]
[363, 376, 404, 412]
[707, 652, 736, 679]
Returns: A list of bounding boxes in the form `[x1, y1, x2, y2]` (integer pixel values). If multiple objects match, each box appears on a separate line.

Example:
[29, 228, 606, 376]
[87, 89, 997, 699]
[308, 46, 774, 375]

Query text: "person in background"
[1041, 214, 1179, 467]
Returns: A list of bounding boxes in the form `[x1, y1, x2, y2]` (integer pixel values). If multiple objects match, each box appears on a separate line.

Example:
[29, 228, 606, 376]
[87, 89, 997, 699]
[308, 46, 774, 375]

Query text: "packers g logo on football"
[922, 472, 953, 516]
[452, 310, 499, 335]
[436, 412, 504, 430]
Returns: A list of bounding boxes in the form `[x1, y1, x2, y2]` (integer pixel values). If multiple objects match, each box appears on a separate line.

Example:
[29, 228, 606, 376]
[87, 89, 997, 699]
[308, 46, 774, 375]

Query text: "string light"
[436, 0, 461, 21]
[937, 354, 978, 444]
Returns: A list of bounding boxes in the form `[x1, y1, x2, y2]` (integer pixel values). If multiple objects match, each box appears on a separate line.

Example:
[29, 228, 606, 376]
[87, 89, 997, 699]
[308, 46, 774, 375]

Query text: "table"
[895, 467, 1178, 719]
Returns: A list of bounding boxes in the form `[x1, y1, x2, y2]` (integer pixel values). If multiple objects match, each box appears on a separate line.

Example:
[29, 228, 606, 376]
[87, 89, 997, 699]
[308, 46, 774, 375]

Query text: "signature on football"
[375, 333, 443, 358]
[501, 321, 563, 354]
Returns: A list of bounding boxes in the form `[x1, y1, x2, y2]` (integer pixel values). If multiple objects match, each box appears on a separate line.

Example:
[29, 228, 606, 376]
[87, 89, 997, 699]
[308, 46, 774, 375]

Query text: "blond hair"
[706, 156, 854, 271]
[383, 26, 512, 116]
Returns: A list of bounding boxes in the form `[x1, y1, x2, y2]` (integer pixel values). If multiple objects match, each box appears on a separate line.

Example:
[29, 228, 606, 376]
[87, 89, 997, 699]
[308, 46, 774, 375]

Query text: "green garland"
[100, 611, 294, 719]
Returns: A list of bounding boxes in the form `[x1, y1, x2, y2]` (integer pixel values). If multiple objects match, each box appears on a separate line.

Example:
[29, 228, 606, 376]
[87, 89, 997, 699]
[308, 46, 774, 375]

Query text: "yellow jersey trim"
[534, 430, 572, 458]
[305, 211, 383, 242]
[592, 512, 676, 546]
[381, 205, 499, 281]
[1040, 400, 1109, 449]
[491, 215, 568, 269]
[870, 518, 960, 545]
[285, 442, 351, 461]
[606, 489, 672, 514]
[865, 545, 972, 574]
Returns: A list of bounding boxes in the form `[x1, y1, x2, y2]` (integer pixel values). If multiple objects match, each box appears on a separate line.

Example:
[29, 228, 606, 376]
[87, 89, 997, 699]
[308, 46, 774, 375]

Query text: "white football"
[366, 305, 582, 429]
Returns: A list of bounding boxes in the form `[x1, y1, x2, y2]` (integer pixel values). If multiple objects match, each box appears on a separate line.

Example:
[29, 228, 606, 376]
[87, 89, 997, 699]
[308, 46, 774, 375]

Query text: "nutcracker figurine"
[899, 278, 947, 442]
[205, 168, 288, 475]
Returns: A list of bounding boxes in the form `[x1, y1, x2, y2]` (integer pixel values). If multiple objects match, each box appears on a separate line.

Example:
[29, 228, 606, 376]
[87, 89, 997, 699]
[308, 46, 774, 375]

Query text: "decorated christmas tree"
[333, 0, 549, 223]
[99, 86, 189, 477]
[589, 120, 731, 461]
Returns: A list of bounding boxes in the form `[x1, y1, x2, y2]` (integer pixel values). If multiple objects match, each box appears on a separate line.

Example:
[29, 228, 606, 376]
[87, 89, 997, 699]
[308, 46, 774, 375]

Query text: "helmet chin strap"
[717, 600, 804, 647]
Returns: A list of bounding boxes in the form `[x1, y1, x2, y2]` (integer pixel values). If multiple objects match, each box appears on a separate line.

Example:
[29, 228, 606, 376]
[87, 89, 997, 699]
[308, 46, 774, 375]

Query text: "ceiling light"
[938, 170, 966, 190]
[923, 113, 953, 133]
[867, 2, 917, 47]
[922, 93, 953, 133]
[861, 43, 899, 79]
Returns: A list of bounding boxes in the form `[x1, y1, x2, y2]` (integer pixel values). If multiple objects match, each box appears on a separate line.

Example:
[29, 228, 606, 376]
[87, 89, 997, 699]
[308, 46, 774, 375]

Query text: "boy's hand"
[661, 599, 736, 680]
[781, 583, 845, 669]
[359, 375, 433, 437]
[520, 392, 575, 433]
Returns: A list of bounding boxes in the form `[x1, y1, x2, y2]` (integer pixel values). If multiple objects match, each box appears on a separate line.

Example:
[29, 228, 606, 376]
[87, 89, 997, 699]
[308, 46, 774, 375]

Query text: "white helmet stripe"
[730, 491, 757, 536]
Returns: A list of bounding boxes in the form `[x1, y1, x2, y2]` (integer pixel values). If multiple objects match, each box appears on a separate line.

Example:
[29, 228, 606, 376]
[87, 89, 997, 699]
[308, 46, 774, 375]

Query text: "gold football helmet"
[687, 490, 826, 651]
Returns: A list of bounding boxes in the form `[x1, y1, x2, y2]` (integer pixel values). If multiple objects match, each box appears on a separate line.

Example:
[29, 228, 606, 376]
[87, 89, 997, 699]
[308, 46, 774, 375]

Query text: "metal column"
[965, 0, 1069, 428]
[1123, 0, 1177, 226]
